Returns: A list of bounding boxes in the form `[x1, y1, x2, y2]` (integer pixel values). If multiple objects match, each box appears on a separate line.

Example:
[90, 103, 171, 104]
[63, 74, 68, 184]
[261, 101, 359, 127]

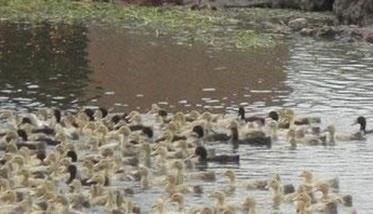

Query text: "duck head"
[238, 107, 245, 120]
[192, 125, 204, 138]
[53, 109, 62, 123]
[355, 116, 366, 133]
[83, 108, 95, 121]
[209, 191, 225, 206]
[66, 150, 78, 162]
[66, 164, 77, 184]
[194, 146, 208, 161]
[268, 111, 279, 121]
[141, 126, 153, 139]
[299, 170, 313, 183]
[199, 207, 214, 214]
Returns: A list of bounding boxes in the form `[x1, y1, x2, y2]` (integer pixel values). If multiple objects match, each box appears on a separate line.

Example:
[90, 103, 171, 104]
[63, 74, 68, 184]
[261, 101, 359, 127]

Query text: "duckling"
[208, 191, 235, 213]
[287, 128, 323, 146]
[241, 196, 257, 214]
[189, 171, 216, 182]
[138, 166, 150, 189]
[353, 116, 373, 134]
[324, 124, 365, 142]
[224, 170, 267, 190]
[171, 160, 184, 185]
[268, 179, 284, 209]
[194, 146, 239, 163]
[229, 121, 271, 148]
[168, 193, 185, 212]
[164, 174, 190, 195]
[152, 198, 166, 214]
[300, 170, 339, 190]
[314, 182, 343, 204]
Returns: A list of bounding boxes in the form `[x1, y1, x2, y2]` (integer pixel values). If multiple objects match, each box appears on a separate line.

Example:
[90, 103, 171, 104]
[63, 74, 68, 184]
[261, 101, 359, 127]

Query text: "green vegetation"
[0, 0, 275, 50]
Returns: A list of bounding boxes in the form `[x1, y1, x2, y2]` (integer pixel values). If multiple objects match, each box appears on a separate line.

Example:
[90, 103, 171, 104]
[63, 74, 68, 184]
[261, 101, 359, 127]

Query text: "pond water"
[1, 22, 373, 213]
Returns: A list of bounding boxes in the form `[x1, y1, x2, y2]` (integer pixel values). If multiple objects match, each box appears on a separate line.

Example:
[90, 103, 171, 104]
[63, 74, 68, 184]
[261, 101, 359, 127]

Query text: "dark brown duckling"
[192, 125, 230, 142]
[194, 146, 239, 163]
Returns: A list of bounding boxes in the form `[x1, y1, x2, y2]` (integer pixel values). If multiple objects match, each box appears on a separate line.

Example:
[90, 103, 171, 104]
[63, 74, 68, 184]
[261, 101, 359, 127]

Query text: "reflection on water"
[0, 23, 91, 111]
[85, 26, 289, 112]
[1, 22, 373, 212]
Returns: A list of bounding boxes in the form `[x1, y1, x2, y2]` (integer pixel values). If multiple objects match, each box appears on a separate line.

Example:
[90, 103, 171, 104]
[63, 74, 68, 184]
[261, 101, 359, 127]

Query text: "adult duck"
[194, 146, 239, 163]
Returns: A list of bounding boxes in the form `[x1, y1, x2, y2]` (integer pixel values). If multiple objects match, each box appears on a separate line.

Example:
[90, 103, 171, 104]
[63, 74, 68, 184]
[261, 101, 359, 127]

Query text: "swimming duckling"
[324, 124, 365, 142]
[152, 198, 166, 214]
[224, 170, 267, 190]
[168, 193, 185, 212]
[238, 107, 266, 125]
[229, 121, 271, 148]
[300, 170, 339, 190]
[194, 146, 239, 163]
[314, 182, 343, 204]
[208, 191, 235, 213]
[241, 196, 257, 214]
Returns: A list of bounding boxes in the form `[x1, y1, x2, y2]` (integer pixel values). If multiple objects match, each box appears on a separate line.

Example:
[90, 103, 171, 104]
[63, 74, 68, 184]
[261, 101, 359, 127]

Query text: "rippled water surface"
[1, 22, 373, 213]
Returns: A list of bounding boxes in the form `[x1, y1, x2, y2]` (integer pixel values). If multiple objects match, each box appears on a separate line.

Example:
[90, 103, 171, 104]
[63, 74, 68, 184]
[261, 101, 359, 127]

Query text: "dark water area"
[0, 23, 289, 113]
[0, 23, 91, 110]
[2, 22, 373, 213]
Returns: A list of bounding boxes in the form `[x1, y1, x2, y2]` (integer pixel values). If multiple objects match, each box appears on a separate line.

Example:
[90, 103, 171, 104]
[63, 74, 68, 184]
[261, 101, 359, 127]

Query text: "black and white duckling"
[194, 146, 239, 163]
[229, 121, 271, 148]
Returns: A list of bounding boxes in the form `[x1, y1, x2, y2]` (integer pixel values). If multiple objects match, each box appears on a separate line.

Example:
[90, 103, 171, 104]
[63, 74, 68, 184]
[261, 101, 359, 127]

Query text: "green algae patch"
[0, 0, 275, 50]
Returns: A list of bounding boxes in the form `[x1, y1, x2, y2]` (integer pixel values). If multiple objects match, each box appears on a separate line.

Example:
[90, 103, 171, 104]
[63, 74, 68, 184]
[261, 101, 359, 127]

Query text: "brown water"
[1, 22, 373, 213]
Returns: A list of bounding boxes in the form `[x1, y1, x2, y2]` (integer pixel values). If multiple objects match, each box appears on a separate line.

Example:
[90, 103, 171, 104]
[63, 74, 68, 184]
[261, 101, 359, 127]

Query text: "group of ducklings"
[0, 104, 365, 213]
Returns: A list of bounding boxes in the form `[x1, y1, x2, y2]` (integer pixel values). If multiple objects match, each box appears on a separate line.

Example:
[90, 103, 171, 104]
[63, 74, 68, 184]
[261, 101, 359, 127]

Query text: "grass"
[0, 0, 275, 50]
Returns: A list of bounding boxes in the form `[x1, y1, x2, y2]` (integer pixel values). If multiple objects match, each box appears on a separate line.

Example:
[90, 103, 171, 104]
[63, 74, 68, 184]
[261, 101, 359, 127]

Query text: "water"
[1, 22, 373, 213]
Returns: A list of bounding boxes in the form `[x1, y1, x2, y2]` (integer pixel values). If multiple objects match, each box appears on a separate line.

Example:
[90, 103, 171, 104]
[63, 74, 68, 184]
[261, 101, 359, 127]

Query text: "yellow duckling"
[324, 124, 365, 143]
[224, 170, 268, 191]
[300, 170, 339, 190]
[209, 191, 235, 213]
[268, 179, 284, 209]
[152, 198, 166, 214]
[139, 166, 150, 189]
[241, 196, 257, 214]
[0, 189, 17, 204]
[168, 193, 185, 212]
[171, 160, 184, 185]
[164, 174, 190, 195]
[314, 182, 343, 204]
